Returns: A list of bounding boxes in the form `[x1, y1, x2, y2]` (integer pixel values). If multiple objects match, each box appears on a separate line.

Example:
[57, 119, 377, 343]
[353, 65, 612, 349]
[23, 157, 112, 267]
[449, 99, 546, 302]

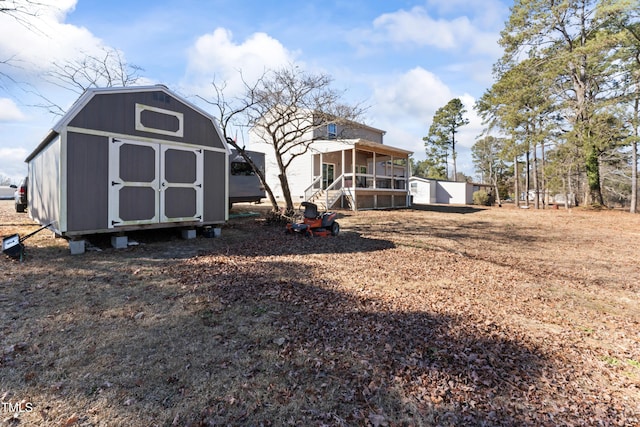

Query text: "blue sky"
[0, 0, 511, 183]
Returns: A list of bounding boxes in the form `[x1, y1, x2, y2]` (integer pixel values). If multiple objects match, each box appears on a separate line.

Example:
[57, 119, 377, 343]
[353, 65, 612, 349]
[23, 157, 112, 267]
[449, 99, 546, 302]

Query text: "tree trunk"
[562, 176, 569, 210]
[632, 140, 638, 214]
[254, 167, 278, 211]
[631, 95, 638, 213]
[279, 173, 295, 214]
[540, 139, 546, 208]
[444, 151, 449, 181]
[489, 161, 501, 207]
[525, 150, 530, 207]
[273, 150, 295, 215]
[585, 143, 604, 206]
[225, 138, 280, 212]
[451, 138, 457, 182]
[514, 155, 520, 208]
[532, 143, 539, 209]
[493, 178, 502, 207]
[568, 163, 577, 207]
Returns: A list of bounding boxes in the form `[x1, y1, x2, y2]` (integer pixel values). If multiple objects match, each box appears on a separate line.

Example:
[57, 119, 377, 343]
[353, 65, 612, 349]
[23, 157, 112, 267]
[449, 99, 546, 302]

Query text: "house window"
[327, 123, 337, 139]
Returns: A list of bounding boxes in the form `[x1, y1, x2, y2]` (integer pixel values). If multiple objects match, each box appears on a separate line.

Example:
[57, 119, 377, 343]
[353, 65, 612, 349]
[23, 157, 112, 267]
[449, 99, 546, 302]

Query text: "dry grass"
[0, 200, 638, 426]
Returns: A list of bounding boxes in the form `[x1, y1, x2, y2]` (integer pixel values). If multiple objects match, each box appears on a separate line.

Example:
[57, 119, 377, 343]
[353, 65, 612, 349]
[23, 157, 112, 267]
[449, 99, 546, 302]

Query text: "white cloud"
[0, 147, 29, 181]
[352, 5, 502, 57]
[457, 93, 483, 149]
[358, 67, 452, 160]
[0, 1, 104, 79]
[362, 69, 483, 175]
[371, 67, 452, 121]
[373, 8, 467, 49]
[425, 0, 508, 28]
[182, 28, 297, 98]
[0, 99, 26, 121]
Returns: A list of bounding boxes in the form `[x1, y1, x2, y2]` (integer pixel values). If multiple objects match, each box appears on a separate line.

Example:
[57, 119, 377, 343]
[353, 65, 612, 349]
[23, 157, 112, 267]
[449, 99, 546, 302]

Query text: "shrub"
[473, 190, 491, 206]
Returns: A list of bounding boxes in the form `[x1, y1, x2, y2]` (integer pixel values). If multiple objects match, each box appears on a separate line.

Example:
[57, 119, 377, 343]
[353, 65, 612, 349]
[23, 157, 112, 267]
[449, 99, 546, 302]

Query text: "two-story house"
[248, 112, 412, 210]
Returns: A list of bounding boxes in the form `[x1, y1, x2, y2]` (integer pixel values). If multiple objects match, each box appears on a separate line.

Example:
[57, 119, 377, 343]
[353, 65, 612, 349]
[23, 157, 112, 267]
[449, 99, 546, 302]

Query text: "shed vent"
[135, 103, 184, 137]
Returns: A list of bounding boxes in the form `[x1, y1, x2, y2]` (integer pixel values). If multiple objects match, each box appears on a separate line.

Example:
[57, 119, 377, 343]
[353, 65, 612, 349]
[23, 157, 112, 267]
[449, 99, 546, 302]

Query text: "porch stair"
[307, 189, 344, 211]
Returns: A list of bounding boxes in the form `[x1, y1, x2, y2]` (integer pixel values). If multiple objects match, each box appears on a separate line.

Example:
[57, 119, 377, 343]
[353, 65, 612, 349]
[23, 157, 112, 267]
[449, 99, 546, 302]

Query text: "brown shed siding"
[66, 132, 109, 232]
[68, 91, 225, 149]
[204, 150, 226, 222]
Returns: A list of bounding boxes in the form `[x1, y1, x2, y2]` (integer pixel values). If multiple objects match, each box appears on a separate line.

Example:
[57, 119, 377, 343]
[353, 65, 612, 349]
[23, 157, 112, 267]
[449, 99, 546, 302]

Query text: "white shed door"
[159, 145, 203, 223]
[108, 138, 203, 228]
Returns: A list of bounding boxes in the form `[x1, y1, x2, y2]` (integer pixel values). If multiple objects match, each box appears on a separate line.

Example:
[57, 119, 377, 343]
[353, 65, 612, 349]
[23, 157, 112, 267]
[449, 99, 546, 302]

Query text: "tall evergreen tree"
[498, 0, 628, 206]
[424, 98, 469, 181]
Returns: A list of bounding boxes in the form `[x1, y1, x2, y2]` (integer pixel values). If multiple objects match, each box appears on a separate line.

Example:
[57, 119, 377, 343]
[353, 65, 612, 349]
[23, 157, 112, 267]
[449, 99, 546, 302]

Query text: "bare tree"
[46, 47, 143, 94]
[196, 73, 280, 211]
[199, 65, 365, 215]
[32, 47, 144, 115]
[1, 0, 53, 89]
[246, 64, 365, 214]
[0, 0, 51, 30]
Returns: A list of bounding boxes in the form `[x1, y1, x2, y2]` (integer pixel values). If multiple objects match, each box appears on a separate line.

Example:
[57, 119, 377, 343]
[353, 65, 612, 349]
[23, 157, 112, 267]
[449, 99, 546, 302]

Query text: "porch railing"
[304, 172, 408, 210]
[304, 175, 323, 202]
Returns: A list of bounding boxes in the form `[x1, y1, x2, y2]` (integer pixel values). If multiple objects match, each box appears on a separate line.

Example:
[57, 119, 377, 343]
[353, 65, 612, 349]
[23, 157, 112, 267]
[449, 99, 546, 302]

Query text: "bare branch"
[0, 0, 55, 33]
[45, 47, 144, 95]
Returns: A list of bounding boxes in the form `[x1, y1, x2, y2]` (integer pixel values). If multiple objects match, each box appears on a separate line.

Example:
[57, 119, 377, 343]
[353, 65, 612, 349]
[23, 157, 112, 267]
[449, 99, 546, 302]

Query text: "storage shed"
[410, 177, 476, 205]
[25, 85, 229, 242]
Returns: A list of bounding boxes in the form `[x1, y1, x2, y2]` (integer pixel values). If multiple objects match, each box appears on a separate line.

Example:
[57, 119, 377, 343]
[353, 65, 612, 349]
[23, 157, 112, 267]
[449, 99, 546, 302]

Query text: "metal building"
[25, 85, 229, 240]
[228, 149, 265, 207]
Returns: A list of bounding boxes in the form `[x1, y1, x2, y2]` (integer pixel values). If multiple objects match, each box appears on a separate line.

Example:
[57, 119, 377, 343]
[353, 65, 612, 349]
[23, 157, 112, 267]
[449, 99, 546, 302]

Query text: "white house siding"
[28, 136, 62, 234]
[246, 137, 310, 202]
[247, 134, 355, 202]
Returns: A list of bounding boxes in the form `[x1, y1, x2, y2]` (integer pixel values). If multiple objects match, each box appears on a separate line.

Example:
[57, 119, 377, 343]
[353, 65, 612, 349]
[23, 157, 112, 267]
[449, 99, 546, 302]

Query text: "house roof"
[353, 139, 412, 156]
[314, 138, 412, 157]
[310, 110, 386, 136]
[409, 176, 491, 187]
[25, 85, 226, 162]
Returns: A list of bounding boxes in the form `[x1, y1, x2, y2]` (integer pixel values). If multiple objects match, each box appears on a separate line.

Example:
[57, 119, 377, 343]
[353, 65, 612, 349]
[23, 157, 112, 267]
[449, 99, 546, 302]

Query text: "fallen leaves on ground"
[0, 202, 638, 426]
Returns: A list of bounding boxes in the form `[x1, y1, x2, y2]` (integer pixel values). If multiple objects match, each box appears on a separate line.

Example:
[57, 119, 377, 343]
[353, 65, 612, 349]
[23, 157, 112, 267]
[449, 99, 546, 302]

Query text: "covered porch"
[304, 140, 412, 210]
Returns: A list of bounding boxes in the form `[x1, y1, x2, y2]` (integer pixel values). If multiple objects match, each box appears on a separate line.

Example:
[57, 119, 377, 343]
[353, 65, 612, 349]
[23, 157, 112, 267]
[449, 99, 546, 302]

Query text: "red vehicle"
[286, 202, 339, 237]
[14, 177, 28, 213]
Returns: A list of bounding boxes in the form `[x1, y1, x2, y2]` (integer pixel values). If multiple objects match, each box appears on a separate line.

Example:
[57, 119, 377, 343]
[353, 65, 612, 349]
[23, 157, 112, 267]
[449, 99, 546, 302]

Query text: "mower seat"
[301, 202, 319, 219]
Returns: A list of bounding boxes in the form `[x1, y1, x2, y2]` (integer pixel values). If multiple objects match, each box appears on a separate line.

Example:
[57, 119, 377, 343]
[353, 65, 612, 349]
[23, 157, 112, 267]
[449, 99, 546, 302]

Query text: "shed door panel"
[108, 139, 203, 228]
[109, 139, 160, 228]
[160, 146, 203, 223]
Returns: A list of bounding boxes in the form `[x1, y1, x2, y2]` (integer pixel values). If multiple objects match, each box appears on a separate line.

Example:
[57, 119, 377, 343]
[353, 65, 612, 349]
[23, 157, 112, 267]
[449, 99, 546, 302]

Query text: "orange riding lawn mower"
[286, 202, 340, 237]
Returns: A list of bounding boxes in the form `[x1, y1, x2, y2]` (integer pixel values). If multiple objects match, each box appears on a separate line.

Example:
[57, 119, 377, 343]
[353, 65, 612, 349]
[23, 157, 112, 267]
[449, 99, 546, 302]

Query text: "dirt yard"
[0, 200, 638, 426]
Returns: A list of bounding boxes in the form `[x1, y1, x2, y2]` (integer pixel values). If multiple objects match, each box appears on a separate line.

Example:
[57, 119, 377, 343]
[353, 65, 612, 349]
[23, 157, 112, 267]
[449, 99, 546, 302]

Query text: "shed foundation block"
[111, 235, 128, 249]
[69, 240, 85, 255]
[181, 229, 197, 240]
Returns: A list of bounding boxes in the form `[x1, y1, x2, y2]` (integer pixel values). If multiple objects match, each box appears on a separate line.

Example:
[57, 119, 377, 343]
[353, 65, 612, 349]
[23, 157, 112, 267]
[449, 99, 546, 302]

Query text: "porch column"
[373, 152, 376, 189]
[341, 149, 345, 187]
[352, 147, 357, 211]
[393, 156, 396, 207]
[319, 152, 323, 190]
[351, 148, 356, 187]
[391, 155, 395, 190]
[341, 149, 345, 209]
